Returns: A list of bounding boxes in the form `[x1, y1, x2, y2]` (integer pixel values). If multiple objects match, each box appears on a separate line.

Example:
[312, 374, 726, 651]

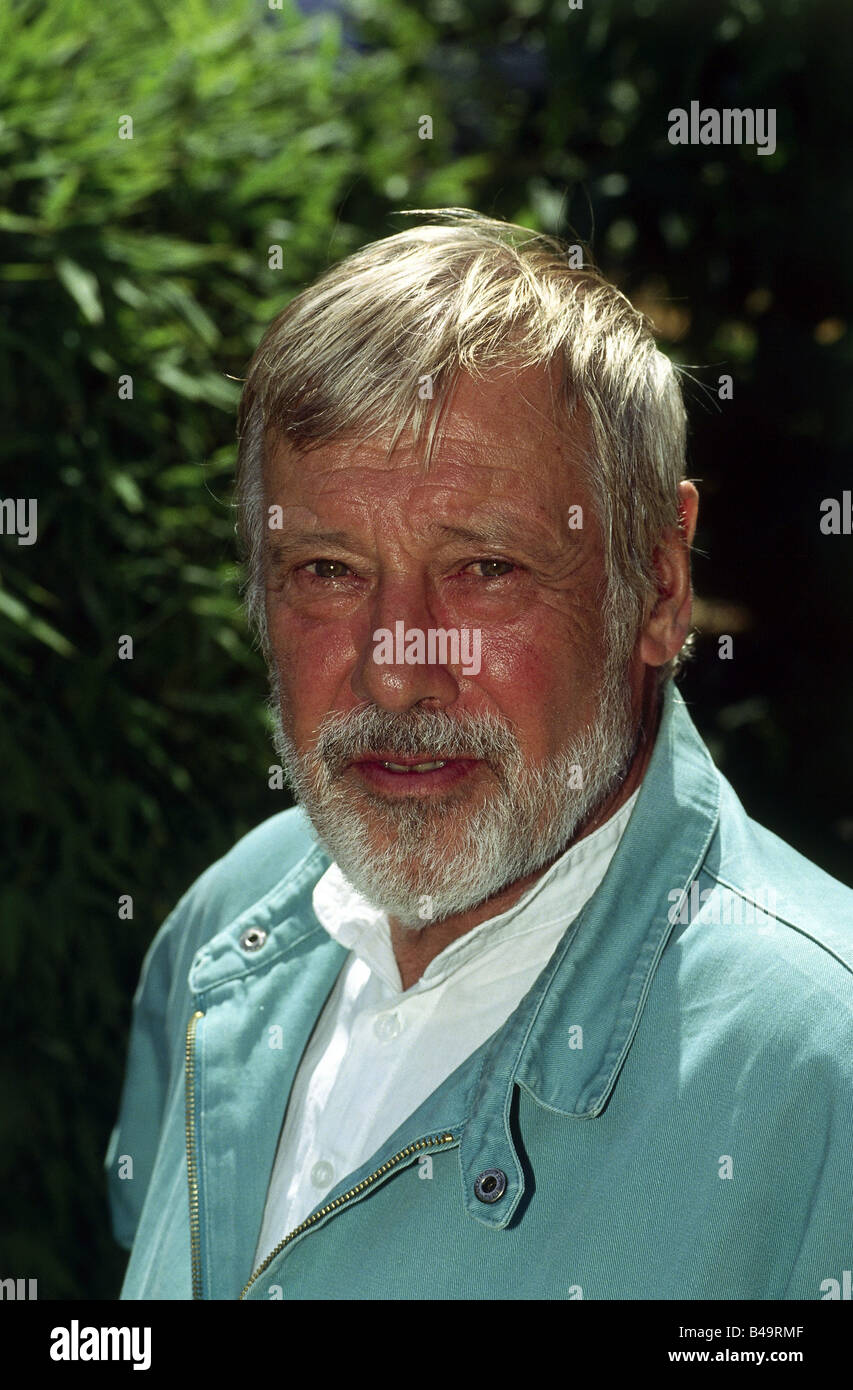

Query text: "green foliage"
[0, 0, 850, 1297]
[0, 0, 484, 1298]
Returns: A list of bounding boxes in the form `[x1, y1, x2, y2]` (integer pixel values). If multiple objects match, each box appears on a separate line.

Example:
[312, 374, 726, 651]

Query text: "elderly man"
[106, 211, 853, 1301]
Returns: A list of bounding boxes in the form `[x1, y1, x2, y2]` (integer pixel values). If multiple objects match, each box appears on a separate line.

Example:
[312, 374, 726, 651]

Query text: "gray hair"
[235, 208, 693, 682]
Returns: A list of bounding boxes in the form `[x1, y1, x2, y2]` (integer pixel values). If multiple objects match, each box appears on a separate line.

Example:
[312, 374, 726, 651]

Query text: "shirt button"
[474, 1169, 508, 1204]
[373, 1012, 402, 1041]
[239, 926, 267, 953]
[310, 1160, 335, 1189]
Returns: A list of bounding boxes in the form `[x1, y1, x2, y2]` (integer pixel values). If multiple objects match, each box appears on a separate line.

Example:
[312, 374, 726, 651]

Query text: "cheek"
[475, 628, 599, 754]
[269, 610, 357, 732]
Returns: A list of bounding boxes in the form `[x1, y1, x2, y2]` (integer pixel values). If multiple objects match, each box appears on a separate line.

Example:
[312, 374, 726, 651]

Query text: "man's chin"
[301, 797, 508, 926]
[328, 862, 497, 932]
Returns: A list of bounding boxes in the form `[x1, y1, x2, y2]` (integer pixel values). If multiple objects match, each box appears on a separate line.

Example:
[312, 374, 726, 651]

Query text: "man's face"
[262, 366, 639, 927]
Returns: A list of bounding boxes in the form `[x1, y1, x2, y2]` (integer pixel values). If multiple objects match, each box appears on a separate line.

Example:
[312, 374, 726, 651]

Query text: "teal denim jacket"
[106, 684, 853, 1299]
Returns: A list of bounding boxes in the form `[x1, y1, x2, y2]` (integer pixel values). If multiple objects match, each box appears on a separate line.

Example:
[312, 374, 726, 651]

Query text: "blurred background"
[0, 0, 850, 1297]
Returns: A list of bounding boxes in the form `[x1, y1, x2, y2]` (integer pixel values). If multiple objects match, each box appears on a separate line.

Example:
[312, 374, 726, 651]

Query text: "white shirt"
[253, 787, 639, 1263]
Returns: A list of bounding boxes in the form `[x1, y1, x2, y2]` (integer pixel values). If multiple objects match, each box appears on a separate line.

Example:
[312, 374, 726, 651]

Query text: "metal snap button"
[474, 1168, 507, 1204]
[239, 926, 267, 952]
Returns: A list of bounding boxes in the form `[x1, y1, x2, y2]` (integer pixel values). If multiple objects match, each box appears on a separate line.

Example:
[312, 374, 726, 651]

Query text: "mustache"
[312, 704, 522, 777]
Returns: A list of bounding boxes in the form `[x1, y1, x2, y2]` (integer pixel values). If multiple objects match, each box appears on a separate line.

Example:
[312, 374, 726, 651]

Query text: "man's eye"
[303, 559, 352, 580]
[465, 559, 516, 578]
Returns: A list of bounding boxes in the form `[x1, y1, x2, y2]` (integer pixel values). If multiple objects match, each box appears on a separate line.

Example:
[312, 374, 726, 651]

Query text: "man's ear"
[639, 481, 699, 668]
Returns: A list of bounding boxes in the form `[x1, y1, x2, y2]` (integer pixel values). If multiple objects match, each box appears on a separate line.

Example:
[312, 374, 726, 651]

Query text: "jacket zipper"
[239, 1131, 456, 1299]
[185, 1009, 205, 1300]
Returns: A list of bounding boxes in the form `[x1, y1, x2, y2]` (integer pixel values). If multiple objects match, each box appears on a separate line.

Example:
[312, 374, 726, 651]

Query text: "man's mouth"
[347, 753, 481, 792]
[379, 760, 447, 772]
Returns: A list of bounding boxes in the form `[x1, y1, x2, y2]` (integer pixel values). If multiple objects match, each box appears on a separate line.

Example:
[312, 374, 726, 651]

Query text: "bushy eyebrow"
[263, 519, 568, 570]
[428, 522, 566, 566]
[263, 530, 352, 570]
[430, 522, 530, 549]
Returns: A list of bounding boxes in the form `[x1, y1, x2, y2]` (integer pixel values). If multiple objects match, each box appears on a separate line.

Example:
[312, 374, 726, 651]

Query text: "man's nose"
[349, 580, 461, 712]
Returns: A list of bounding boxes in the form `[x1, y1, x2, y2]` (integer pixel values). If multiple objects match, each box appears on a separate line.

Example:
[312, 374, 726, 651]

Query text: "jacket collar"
[457, 681, 722, 1226]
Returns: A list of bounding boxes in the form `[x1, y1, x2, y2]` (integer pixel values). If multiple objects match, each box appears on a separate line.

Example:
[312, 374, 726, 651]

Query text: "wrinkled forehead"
[261, 364, 592, 504]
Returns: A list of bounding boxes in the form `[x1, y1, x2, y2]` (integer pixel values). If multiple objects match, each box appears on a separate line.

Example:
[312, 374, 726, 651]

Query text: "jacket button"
[474, 1169, 507, 1204]
[239, 926, 267, 952]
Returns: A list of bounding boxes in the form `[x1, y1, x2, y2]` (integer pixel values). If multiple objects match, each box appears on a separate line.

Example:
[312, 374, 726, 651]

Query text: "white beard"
[267, 650, 638, 931]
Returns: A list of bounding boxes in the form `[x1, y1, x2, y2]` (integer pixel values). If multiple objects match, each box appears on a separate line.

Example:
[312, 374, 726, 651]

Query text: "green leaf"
[109, 472, 145, 513]
[0, 589, 76, 657]
[55, 257, 104, 324]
